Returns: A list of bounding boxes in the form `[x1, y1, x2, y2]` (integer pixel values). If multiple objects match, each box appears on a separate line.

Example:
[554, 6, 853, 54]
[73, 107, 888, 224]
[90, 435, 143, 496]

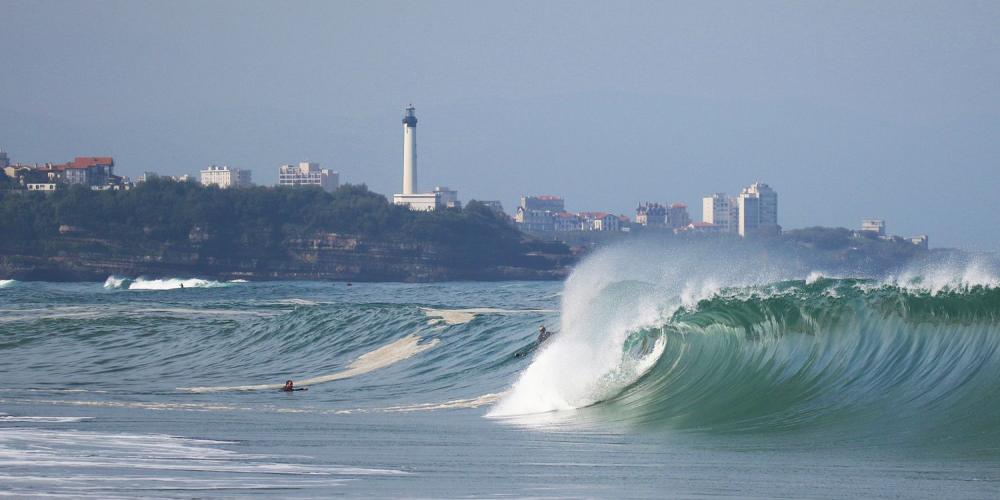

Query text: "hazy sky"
[2, 1, 998, 249]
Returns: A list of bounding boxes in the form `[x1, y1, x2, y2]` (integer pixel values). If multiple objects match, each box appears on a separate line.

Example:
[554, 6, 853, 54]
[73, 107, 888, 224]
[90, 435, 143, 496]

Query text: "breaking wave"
[0, 279, 15, 288]
[103, 275, 228, 290]
[491, 245, 1000, 447]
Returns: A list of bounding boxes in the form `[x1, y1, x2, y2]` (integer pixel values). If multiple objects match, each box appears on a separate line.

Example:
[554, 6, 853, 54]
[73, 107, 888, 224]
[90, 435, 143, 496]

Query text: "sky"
[1, 0, 998, 249]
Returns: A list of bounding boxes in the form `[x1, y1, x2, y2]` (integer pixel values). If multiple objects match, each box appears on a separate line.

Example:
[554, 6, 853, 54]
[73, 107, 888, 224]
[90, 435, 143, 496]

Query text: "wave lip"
[0, 279, 16, 288]
[104, 275, 226, 290]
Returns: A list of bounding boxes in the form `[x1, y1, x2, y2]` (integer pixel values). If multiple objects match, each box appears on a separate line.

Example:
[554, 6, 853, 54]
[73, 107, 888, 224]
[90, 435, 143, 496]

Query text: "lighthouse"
[402, 105, 418, 194]
[393, 105, 460, 211]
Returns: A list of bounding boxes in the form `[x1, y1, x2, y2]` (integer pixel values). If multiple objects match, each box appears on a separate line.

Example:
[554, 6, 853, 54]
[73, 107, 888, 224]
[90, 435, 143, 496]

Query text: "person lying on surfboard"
[281, 380, 307, 392]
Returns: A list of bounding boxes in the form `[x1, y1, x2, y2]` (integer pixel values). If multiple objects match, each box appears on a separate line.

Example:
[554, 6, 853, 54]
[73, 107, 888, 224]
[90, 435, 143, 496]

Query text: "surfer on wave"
[537, 325, 552, 343]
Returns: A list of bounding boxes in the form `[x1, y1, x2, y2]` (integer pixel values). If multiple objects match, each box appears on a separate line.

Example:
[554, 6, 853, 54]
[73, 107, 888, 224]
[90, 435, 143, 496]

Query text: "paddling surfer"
[281, 380, 307, 392]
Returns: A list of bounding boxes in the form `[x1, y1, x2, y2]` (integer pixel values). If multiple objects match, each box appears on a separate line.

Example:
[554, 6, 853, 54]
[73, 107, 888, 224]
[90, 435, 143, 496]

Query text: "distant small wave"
[0, 279, 16, 288]
[0, 414, 93, 423]
[104, 275, 227, 290]
[422, 307, 556, 325]
[271, 298, 320, 306]
[180, 334, 439, 392]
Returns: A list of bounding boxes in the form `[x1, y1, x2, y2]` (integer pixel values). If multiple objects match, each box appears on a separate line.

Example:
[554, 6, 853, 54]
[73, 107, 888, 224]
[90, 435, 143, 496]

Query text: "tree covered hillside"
[0, 179, 549, 262]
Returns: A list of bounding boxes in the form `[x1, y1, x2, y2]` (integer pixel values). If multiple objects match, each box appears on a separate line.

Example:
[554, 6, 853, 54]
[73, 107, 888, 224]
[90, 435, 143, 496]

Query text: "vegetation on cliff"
[0, 179, 569, 276]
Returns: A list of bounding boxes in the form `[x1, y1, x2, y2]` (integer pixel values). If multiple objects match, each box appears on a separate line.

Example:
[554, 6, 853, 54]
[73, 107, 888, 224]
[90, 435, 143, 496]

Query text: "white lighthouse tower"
[394, 105, 459, 211]
[402, 105, 418, 194]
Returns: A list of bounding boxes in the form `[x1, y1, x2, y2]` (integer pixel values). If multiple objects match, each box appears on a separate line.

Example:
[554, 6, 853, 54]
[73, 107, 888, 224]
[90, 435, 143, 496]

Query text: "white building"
[702, 193, 739, 233]
[278, 162, 339, 192]
[395, 192, 442, 211]
[433, 186, 461, 209]
[580, 212, 621, 232]
[393, 105, 460, 211]
[861, 219, 886, 236]
[738, 182, 779, 237]
[200, 165, 252, 189]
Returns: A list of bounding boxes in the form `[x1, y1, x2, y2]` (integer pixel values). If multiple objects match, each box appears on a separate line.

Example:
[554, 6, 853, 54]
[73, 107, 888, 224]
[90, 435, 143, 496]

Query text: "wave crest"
[104, 276, 227, 290]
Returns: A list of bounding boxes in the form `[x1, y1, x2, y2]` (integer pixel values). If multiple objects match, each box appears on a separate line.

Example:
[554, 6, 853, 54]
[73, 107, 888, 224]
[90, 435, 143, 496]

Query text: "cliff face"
[0, 232, 574, 282]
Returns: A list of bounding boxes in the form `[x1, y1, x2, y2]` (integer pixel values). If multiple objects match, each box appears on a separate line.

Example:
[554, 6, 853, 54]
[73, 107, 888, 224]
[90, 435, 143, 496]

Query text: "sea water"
[2, 248, 999, 498]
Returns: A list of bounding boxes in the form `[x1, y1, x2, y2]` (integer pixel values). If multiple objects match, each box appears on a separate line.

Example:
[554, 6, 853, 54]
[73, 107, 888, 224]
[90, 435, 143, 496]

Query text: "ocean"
[1, 246, 999, 498]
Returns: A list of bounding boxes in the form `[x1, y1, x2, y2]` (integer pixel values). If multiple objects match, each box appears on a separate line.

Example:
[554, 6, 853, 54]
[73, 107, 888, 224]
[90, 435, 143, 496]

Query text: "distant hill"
[0, 180, 573, 282]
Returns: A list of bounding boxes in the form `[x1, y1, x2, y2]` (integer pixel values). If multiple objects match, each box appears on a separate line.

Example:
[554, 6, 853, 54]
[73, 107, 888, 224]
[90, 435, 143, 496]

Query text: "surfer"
[281, 380, 306, 392]
[515, 326, 555, 358]
[537, 325, 552, 343]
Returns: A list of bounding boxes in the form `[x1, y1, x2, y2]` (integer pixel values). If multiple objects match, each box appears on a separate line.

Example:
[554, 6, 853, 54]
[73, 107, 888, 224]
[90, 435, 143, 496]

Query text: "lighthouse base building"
[393, 192, 441, 211]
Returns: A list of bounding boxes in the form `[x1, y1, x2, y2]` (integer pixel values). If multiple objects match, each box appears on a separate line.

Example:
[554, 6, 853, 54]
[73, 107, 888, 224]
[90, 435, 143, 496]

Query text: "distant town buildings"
[392, 105, 461, 211]
[200, 165, 252, 189]
[1, 153, 126, 191]
[856, 218, 927, 248]
[579, 212, 623, 232]
[700, 182, 779, 237]
[278, 162, 339, 192]
[634, 202, 690, 230]
[515, 195, 564, 232]
[0, 115, 937, 251]
[515, 195, 626, 233]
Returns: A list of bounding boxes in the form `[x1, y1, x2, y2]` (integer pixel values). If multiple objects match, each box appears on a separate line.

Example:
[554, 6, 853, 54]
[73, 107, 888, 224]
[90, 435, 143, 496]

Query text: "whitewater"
[2, 245, 999, 498]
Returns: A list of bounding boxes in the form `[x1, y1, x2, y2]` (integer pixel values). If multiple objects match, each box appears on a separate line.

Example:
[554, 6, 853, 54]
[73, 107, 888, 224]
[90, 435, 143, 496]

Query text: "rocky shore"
[0, 232, 574, 282]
